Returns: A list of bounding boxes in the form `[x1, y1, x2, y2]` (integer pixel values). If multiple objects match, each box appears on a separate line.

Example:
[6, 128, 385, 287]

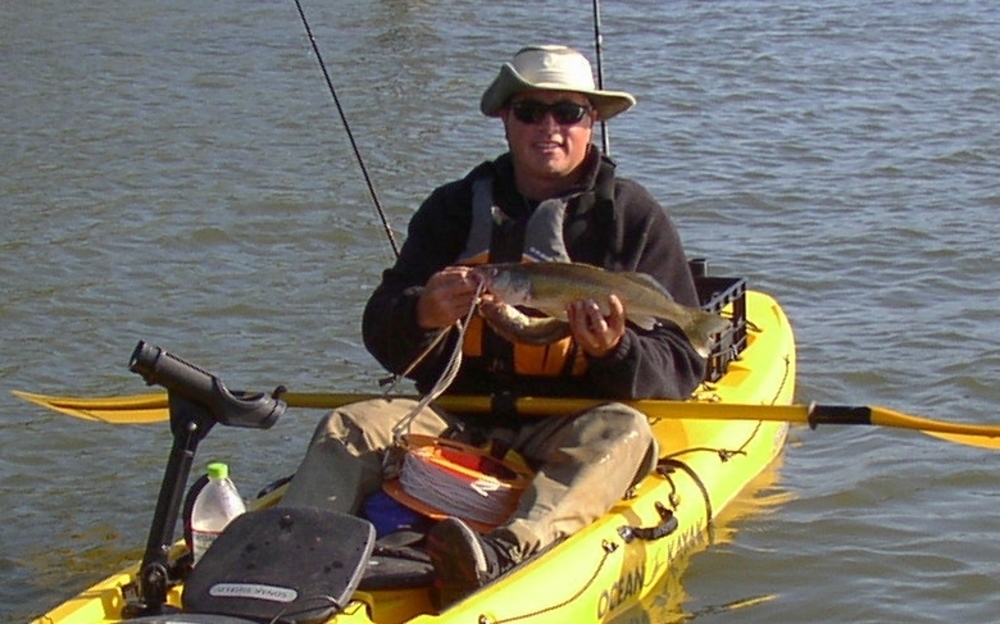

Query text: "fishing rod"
[291, 0, 400, 258]
[292, 0, 611, 249]
[591, 0, 610, 156]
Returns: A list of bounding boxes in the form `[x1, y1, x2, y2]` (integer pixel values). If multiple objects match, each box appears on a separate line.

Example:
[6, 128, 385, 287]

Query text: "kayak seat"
[182, 507, 375, 622]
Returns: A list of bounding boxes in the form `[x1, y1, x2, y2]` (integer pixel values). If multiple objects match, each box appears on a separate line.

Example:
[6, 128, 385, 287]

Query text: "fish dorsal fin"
[618, 271, 675, 301]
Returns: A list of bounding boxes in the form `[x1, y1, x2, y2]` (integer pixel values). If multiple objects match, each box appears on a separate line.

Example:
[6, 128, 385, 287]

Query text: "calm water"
[2, 1, 999, 622]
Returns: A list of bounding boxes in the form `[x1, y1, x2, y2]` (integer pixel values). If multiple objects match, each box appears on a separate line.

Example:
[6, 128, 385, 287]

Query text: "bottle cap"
[207, 462, 229, 479]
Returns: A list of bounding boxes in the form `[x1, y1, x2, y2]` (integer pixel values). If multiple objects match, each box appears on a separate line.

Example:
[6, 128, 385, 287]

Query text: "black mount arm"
[121, 341, 286, 617]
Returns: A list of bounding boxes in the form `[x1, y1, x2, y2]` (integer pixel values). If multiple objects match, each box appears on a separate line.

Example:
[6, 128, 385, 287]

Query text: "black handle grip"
[128, 340, 285, 429]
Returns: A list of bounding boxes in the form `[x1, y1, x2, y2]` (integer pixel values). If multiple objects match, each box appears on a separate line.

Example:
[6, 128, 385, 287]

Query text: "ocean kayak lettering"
[596, 522, 704, 618]
[596, 566, 645, 617]
[208, 582, 298, 603]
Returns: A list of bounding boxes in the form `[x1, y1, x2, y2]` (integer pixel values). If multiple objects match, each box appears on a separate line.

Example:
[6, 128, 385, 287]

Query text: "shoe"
[426, 517, 518, 609]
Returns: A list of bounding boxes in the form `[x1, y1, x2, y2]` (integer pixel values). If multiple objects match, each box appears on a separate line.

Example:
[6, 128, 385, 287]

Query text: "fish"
[478, 301, 573, 345]
[473, 262, 731, 358]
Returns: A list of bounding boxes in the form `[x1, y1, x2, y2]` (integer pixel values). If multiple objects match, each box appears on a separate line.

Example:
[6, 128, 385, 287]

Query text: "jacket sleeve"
[583, 181, 707, 400]
[361, 180, 473, 387]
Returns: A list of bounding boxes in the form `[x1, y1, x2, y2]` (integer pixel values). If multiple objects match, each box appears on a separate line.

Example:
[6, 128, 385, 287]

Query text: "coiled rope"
[380, 284, 535, 530]
[384, 435, 532, 532]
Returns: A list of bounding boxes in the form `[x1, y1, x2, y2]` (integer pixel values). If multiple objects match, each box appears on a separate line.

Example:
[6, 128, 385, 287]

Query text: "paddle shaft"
[13, 389, 1000, 449]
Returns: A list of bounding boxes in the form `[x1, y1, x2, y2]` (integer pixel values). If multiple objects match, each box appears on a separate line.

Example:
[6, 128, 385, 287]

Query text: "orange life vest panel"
[455, 176, 588, 377]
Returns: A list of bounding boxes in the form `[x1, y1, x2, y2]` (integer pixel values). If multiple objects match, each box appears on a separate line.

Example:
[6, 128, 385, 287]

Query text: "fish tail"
[687, 312, 733, 359]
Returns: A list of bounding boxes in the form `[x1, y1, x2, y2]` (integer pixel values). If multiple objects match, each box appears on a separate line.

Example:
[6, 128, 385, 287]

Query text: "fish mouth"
[470, 266, 496, 290]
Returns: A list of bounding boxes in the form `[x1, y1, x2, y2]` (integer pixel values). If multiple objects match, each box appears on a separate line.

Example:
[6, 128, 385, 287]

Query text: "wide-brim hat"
[480, 45, 636, 120]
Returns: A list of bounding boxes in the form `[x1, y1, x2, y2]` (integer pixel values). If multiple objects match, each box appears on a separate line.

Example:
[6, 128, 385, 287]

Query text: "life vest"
[455, 172, 592, 378]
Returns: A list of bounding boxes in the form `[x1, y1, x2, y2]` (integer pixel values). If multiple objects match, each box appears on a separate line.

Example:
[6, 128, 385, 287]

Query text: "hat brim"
[481, 64, 636, 120]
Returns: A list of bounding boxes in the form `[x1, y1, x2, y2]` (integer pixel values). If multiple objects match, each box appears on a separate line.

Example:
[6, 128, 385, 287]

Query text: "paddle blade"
[867, 406, 1000, 450]
[10, 390, 377, 425]
[920, 430, 1000, 450]
[11, 390, 170, 424]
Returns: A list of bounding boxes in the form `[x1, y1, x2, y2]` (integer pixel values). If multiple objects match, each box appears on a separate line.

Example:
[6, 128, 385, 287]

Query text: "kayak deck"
[29, 289, 795, 624]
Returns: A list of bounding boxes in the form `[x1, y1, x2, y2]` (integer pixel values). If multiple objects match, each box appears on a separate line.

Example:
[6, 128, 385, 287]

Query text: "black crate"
[694, 275, 747, 383]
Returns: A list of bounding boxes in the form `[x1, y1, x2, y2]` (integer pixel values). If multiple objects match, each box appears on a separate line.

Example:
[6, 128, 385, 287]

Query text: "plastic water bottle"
[190, 462, 246, 565]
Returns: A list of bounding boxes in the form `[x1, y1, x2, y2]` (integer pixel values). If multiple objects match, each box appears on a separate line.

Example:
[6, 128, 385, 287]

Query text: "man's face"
[502, 90, 596, 187]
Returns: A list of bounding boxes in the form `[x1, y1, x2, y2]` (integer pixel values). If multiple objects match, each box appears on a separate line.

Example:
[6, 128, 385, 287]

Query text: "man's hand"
[567, 294, 626, 357]
[416, 266, 481, 330]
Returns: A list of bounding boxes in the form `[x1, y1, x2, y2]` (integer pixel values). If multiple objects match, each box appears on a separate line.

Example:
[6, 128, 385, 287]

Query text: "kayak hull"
[29, 289, 795, 624]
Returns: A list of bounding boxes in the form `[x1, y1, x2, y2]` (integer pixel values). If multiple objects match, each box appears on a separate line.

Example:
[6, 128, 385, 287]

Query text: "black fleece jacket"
[362, 150, 706, 405]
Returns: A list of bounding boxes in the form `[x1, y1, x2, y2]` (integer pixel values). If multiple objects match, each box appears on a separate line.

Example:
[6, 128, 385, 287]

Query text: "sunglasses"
[509, 99, 593, 125]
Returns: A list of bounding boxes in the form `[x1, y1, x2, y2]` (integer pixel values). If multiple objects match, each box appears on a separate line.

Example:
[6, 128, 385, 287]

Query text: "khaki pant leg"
[497, 403, 656, 557]
[280, 398, 451, 513]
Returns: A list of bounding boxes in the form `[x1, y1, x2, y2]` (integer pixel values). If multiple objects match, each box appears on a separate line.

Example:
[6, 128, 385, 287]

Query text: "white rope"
[390, 282, 485, 444]
[398, 449, 519, 526]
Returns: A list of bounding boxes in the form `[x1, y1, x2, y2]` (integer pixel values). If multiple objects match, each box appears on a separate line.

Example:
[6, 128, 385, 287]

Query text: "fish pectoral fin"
[630, 314, 659, 331]
[621, 271, 674, 300]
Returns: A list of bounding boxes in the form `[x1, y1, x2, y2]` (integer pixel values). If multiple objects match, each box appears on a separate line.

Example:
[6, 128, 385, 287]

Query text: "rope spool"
[382, 435, 534, 534]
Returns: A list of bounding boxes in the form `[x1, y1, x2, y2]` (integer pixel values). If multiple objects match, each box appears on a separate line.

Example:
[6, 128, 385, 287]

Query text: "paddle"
[12, 389, 1000, 450]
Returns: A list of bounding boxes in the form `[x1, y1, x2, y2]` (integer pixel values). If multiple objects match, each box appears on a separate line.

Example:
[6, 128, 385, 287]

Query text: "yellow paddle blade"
[868, 406, 1000, 450]
[919, 430, 1000, 450]
[12, 390, 172, 424]
[12, 389, 1000, 450]
[10, 390, 376, 425]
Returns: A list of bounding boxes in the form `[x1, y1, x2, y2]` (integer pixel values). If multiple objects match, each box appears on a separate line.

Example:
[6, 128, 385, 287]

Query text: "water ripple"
[3, 0, 1000, 621]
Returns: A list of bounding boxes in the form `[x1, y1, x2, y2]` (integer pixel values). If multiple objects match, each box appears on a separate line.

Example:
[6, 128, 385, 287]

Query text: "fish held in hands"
[473, 262, 730, 358]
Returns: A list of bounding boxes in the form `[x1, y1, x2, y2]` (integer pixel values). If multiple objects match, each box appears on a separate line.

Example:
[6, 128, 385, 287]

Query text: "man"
[282, 44, 706, 607]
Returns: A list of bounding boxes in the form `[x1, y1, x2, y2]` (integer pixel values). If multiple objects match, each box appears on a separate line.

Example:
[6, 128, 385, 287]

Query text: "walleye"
[474, 262, 731, 358]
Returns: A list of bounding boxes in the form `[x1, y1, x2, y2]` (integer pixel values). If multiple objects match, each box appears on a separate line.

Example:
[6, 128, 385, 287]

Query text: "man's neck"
[514, 174, 578, 202]
[512, 151, 596, 201]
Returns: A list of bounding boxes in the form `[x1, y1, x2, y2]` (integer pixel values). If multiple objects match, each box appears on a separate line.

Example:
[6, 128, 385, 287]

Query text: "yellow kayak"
[28, 283, 796, 624]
